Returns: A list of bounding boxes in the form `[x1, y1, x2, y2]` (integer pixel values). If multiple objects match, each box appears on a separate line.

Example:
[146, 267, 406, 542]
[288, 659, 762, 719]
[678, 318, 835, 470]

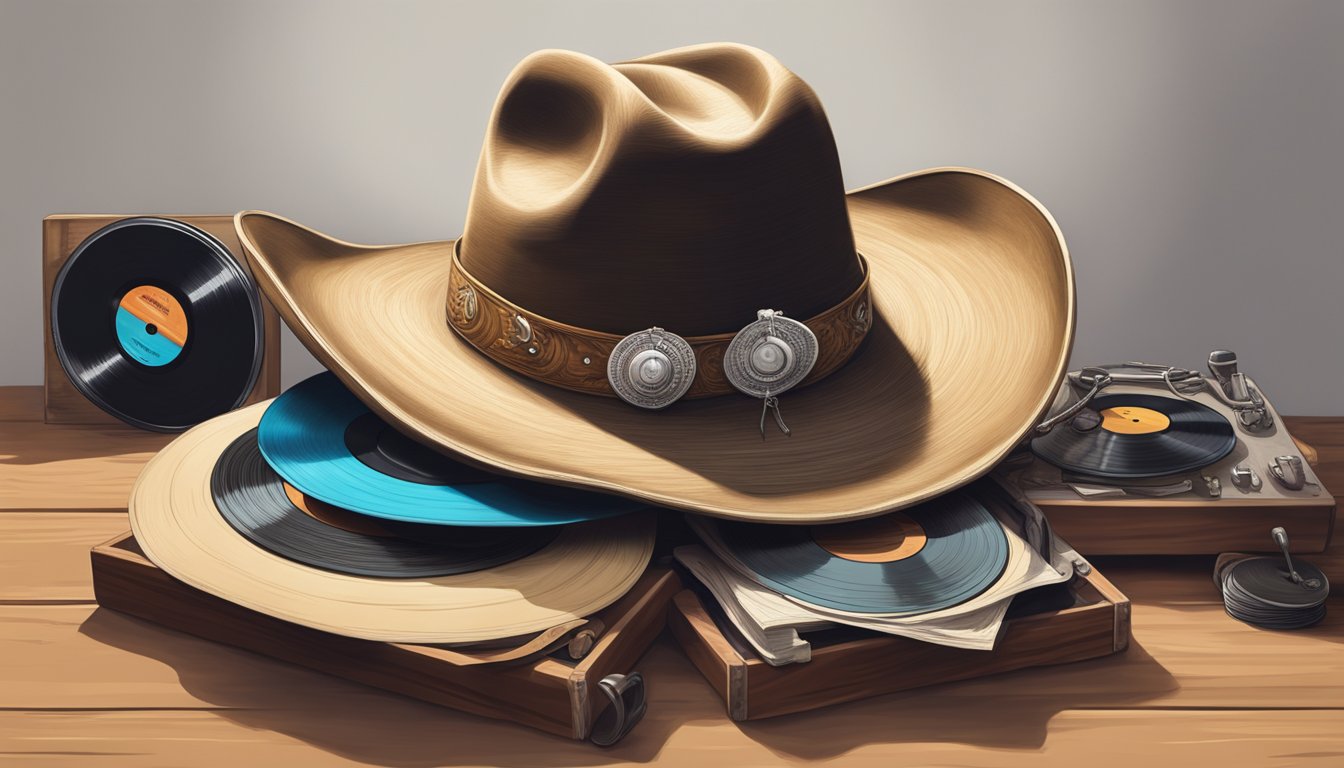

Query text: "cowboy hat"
[128, 400, 656, 643]
[235, 43, 1073, 523]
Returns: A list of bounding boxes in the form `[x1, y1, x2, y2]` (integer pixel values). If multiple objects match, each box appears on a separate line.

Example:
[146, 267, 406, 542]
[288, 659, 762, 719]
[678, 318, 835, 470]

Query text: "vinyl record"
[1220, 557, 1329, 630]
[212, 428, 557, 578]
[257, 372, 645, 527]
[50, 218, 263, 431]
[129, 401, 657, 644]
[1029, 393, 1236, 479]
[709, 490, 1010, 615]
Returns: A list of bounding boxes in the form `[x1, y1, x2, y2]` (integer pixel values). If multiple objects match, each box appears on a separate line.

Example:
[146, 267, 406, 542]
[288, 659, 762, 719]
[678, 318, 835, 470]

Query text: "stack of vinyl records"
[129, 372, 656, 646]
[676, 484, 1075, 666]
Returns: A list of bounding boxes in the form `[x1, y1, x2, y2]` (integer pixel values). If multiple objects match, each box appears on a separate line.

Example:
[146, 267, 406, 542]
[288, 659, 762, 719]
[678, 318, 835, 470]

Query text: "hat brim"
[236, 168, 1074, 523]
[129, 401, 657, 643]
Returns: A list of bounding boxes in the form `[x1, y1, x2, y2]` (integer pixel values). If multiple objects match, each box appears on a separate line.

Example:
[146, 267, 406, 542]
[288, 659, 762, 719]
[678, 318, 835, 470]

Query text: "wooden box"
[43, 214, 282, 426]
[668, 559, 1130, 721]
[91, 531, 679, 742]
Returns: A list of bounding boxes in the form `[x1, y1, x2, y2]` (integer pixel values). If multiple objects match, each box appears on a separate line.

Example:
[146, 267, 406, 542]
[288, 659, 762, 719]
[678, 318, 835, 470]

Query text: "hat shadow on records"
[545, 310, 932, 498]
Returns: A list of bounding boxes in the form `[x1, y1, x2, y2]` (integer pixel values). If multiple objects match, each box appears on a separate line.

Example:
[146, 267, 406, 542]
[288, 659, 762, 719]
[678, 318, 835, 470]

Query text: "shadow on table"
[732, 641, 1179, 759]
[80, 603, 1186, 764]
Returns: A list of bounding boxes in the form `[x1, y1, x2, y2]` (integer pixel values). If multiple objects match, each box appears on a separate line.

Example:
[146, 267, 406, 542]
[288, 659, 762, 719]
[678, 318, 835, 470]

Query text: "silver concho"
[509, 314, 532, 346]
[724, 309, 818, 399]
[455, 285, 477, 321]
[607, 327, 696, 409]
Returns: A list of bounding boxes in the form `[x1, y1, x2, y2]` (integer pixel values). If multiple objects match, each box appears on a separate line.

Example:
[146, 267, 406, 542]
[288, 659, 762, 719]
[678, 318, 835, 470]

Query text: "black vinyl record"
[211, 429, 558, 578]
[1220, 556, 1329, 630]
[1029, 393, 1236, 479]
[50, 218, 264, 431]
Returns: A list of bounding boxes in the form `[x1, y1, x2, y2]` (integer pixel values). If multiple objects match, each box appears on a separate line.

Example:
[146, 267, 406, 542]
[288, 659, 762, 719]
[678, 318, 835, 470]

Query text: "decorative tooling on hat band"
[445, 242, 873, 403]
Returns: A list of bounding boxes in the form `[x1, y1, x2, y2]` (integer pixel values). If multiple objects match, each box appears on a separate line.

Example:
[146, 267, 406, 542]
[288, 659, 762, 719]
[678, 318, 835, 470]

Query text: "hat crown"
[459, 43, 864, 336]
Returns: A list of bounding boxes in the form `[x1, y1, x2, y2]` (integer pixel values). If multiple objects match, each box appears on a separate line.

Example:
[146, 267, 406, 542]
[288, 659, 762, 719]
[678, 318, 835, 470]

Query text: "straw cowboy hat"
[235, 43, 1074, 523]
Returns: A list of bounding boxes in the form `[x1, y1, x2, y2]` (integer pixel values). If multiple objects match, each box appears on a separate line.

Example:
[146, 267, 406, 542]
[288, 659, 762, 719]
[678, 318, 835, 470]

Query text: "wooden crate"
[668, 560, 1130, 721]
[42, 214, 282, 426]
[91, 531, 679, 742]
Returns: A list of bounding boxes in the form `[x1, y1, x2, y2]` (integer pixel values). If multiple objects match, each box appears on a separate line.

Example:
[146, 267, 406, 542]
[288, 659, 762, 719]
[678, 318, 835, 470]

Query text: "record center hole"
[145, 323, 158, 335]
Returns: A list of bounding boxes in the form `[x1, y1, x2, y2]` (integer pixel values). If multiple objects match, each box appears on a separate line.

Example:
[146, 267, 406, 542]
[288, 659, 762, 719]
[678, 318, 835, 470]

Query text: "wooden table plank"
[2, 708, 1342, 767]
[0, 421, 172, 512]
[1, 390, 1342, 763]
[3, 600, 1342, 714]
[0, 513, 128, 603]
[0, 386, 41, 422]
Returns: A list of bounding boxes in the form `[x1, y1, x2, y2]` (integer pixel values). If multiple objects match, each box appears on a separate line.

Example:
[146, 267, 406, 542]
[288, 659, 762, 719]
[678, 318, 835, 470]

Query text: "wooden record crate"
[91, 531, 680, 741]
[42, 214, 282, 425]
[668, 558, 1130, 721]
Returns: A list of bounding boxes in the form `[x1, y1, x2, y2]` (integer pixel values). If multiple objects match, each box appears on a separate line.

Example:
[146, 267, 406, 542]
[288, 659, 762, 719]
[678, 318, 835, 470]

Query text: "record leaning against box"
[129, 400, 657, 643]
[1029, 393, 1237, 479]
[256, 371, 646, 526]
[50, 217, 264, 431]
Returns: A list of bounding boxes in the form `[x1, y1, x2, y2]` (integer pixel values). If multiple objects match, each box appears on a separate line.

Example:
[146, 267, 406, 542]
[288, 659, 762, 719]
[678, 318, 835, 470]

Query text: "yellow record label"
[1100, 405, 1171, 435]
[812, 513, 928, 563]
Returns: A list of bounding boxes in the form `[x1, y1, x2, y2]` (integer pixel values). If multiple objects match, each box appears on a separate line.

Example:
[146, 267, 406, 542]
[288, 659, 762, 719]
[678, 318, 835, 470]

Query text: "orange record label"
[812, 514, 928, 563]
[1100, 405, 1171, 435]
[115, 284, 189, 367]
[118, 285, 188, 345]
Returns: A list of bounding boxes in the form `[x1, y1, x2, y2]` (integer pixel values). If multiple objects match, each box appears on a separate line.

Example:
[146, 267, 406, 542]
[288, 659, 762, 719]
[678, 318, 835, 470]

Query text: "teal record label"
[115, 284, 188, 366]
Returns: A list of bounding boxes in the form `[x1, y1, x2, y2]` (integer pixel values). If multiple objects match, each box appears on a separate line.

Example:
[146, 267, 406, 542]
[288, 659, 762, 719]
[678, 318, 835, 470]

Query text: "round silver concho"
[723, 309, 818, 399]
[607, 327, 697, 409]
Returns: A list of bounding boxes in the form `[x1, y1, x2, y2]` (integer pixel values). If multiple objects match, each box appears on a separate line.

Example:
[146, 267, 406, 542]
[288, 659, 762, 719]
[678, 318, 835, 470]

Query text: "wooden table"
[2, 386, 1342, 766]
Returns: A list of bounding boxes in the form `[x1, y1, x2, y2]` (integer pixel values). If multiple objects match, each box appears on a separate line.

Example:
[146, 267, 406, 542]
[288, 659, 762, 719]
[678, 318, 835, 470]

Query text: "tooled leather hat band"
[445, 240, 873, 403]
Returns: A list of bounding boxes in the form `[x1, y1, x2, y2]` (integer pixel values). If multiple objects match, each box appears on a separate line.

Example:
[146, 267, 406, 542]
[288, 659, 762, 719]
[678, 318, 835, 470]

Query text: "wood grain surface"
[1, 390, 1343, 765]
[0, 420, 172, 511]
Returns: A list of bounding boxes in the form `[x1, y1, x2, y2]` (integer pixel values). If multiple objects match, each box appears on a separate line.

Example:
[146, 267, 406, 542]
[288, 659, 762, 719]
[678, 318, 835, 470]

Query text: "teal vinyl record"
[710, 490, 1009, 615]
[213, 428, 558, 577]
[258, 372, 643, 526]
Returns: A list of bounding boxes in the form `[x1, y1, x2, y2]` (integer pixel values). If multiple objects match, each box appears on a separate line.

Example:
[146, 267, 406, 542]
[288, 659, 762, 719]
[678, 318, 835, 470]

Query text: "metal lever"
[1207, 350, 1272, 431]
[1208, 350, 1239, 396]
[1036, 370, 1111, 434]
[1231, 465, 1262, 492]
[1268, 455, 1306, 491]
[1271, 527, 1304, 585]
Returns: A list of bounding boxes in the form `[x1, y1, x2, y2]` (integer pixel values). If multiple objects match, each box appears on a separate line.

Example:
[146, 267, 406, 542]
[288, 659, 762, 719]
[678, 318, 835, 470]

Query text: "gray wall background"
[2, 0, 1341, 413]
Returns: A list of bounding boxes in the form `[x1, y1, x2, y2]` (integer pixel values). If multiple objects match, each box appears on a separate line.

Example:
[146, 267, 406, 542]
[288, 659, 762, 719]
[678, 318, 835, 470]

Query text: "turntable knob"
[1231, 464, 1263, 492]
[1268, 455, 1306, 491]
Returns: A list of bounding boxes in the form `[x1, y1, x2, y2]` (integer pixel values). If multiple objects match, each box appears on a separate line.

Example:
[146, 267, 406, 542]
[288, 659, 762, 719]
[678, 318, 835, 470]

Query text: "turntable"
[999, 350, 1336, 555]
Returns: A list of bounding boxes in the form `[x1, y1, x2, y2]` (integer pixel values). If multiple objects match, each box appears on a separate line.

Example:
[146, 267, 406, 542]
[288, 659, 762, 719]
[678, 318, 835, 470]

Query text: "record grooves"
[1029, 393, 1237, 479]
[712, 490, 1010, 615]
[212, 428, 557, 578]
[258, 372, 643, 527]
[1219, 556, 1329, 630]
[50, 218, 264, 431]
